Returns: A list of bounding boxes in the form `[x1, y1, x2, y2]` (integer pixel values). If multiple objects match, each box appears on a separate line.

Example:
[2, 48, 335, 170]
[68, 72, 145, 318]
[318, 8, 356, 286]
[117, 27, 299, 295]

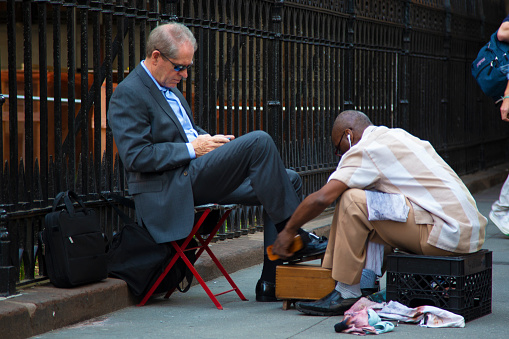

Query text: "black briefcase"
[102, 194, 196, 297]
[41, 191, 107, 287]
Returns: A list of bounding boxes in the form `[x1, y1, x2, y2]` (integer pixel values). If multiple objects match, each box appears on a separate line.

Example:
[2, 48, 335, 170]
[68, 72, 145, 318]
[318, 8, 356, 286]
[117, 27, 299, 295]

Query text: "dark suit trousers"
[188, 130, 302, 241]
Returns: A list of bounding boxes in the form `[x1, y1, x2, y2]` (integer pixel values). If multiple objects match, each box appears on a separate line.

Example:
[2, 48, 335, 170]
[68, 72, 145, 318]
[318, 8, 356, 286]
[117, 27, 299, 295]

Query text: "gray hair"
[146, 22, 197, 59]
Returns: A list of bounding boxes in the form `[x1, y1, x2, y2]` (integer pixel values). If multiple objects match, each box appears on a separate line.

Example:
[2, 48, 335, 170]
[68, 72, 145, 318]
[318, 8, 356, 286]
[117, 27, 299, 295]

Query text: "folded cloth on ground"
[366, 191, 409, 222]
[337, 297, 464, 334]
[377, 300, 465, 328]
[334, 300, 395, 335]
[347, 297, 386, 313]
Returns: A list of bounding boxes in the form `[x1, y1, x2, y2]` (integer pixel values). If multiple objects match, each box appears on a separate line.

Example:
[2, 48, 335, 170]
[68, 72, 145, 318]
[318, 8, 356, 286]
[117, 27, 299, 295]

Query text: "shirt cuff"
[186, 143, 196, 159]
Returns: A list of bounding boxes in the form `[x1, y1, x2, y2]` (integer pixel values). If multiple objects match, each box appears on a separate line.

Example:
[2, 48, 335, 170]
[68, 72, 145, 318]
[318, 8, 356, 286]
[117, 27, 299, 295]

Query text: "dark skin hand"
[272, 179, 349, 259]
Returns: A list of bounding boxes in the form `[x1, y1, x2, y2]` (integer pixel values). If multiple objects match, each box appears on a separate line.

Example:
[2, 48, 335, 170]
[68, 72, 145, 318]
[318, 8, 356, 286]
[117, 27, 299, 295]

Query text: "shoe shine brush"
[266, 235, 304, 261]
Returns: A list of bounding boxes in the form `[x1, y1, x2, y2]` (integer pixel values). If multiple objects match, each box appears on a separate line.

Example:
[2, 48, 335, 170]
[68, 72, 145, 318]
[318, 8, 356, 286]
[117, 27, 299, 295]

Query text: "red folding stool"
[137, 204, 248, 309]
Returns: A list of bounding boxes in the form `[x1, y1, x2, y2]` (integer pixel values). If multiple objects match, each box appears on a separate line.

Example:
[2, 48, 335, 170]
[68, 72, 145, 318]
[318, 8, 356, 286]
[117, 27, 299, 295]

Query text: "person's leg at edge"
[490, 174, 509, 235]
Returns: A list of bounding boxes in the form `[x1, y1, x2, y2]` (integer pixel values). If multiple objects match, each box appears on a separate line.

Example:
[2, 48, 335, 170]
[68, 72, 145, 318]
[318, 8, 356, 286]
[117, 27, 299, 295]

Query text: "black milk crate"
[386, 249, 492, 322]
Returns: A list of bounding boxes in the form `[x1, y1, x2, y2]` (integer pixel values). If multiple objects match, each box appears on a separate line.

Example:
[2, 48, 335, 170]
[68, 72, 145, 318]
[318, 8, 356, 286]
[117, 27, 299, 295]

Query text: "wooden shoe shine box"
[275, 264, 335, 300]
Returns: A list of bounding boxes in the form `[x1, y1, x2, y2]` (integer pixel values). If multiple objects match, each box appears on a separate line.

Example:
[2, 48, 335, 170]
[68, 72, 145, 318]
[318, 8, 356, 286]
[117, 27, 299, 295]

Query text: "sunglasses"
[156, 49, 193, 72]
[334, 131, 346, 157]
[335, 128, 352, 157]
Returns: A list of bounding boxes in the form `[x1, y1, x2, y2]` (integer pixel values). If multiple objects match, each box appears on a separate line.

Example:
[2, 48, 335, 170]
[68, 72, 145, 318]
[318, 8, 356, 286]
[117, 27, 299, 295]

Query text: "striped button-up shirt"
[328, 125, 487, 253]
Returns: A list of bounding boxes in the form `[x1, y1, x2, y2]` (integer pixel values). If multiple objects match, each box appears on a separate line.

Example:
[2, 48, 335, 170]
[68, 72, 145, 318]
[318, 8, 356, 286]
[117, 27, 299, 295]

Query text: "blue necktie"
[161, 88, 198, 142]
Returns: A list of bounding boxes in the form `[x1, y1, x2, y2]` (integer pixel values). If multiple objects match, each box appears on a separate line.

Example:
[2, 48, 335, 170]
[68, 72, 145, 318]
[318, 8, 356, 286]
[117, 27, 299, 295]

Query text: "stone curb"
[0, 164, 507, 338]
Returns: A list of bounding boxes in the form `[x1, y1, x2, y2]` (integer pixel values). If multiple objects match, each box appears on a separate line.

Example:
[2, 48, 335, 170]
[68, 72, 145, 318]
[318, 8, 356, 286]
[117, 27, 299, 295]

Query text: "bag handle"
[51, 191, 66, 212]
[100, 194, 135, 225]
[63, 191, 88, 216]
[51, 190, 87, 215]
[51, 191, 88, 215]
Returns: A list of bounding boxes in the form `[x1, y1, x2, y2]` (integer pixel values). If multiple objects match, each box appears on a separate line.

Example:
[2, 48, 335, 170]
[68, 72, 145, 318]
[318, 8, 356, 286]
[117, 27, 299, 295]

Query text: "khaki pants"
[322, 189, 456, 284]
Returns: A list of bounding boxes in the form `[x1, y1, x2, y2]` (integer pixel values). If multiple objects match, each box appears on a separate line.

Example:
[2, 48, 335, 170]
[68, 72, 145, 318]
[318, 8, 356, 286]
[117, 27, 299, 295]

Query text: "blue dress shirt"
[140, 61, 198, 158]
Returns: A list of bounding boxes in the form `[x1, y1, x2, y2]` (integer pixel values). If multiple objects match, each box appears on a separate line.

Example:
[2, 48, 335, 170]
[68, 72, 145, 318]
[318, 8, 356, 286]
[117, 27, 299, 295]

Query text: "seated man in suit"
[271, 110, 487, 315]
[107, 22, 327, 302]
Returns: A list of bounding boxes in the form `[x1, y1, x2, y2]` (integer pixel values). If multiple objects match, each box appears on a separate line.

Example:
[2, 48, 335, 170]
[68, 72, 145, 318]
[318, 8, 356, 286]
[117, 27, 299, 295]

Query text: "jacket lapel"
[134, 65, 188, 141]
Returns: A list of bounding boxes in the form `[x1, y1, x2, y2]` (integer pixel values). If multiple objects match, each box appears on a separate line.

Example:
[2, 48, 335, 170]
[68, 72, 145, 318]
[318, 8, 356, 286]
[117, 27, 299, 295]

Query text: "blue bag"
[471, 30, 509, 103]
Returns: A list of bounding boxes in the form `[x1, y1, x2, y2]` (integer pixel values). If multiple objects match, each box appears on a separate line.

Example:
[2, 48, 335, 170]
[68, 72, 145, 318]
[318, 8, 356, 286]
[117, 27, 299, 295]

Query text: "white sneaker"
[489, 210, 509, 236]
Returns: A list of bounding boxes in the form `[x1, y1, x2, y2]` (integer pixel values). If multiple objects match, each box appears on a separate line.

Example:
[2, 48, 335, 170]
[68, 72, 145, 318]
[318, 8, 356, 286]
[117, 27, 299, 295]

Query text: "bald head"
[331, 110, 373, 156]
[333, 110, 373, 133]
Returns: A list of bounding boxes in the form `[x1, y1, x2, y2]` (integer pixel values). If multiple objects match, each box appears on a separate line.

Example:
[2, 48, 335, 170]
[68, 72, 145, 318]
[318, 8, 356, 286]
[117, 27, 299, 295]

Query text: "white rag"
[377, 300, 465, 328]
[366, 191, 409, 222]
[364, 241, 384, 277]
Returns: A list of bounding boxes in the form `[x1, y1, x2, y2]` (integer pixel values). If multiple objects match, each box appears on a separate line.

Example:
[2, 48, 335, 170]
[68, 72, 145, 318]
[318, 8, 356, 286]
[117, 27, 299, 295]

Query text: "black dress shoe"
[255, 279, 278, 302]
[285, 233, 328, 262]
[295, 289, 360, 316]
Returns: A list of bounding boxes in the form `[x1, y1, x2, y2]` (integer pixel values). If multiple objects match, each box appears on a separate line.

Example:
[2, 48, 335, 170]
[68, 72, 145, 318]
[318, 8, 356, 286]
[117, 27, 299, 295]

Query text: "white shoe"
[489, 210, 509, 236]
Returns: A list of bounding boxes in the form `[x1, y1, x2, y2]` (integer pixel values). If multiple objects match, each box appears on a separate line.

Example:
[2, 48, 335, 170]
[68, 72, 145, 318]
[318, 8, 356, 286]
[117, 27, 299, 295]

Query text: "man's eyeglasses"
[155, 49, 193, 72]
[334, 131, 346, 157]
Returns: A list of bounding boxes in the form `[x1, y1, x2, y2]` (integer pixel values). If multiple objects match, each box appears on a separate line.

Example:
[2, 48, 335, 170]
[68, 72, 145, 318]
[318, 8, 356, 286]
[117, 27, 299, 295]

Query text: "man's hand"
[191, 134, 235, 157]
[271, 228, 298, 259]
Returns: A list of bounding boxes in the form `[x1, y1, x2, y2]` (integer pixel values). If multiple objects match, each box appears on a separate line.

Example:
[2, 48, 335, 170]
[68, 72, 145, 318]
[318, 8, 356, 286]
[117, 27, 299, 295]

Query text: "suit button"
[183, 171, 188, 176]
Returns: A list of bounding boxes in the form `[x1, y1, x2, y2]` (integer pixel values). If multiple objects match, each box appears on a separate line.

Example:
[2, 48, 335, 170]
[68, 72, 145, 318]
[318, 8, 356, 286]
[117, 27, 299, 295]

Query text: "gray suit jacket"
[108, 63, 207, 243]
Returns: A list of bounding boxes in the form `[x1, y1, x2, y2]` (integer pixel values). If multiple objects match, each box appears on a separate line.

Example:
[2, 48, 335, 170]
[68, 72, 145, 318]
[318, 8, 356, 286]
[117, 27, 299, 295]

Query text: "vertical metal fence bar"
[127, 0, 137, 73]
[313, 17, 319, 171]
[255, 7, 261, 132]
[305, 15, 312, 171]
[324, 25, 331, 165]
[104, 0, 114, 193]
[282, 21, 290, 167]
[344, 0, 354, 111]
[262, 6, 268, 135]
[7, 0, 17, 205]
[138, 0, 147, 64]
[65, 0, 77, 192]
[295, 21, 302, 171]
[191, 1, 205, 129]
[248, 2, 255, 133]
[241, 3, 247, 136]
[78, 1, 89, 195]
[233, 17, 240, 138]
[208, 0, 217, 134]
[114, 0, 126, 191]
[218, 2, 225, 134]
[226, 2, 233, 136]
[399, 0, 411, 130]
[148, 0, 159, 31]
[38, 1, 49, 201]
[52, 1, 63, 196]
[115, 1, 125, 82]
[23, 0, 34, 204]
[92, 1, 102, 194]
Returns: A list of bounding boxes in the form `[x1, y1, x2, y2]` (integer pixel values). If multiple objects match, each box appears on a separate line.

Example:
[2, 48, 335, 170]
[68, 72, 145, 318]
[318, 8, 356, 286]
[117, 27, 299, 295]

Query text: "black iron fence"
[0, 0, 507, 293]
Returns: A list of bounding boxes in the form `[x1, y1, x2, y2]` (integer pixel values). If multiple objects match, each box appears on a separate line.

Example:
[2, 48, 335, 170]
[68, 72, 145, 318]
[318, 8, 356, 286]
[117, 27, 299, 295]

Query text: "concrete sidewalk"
[1, 163, 509, 339]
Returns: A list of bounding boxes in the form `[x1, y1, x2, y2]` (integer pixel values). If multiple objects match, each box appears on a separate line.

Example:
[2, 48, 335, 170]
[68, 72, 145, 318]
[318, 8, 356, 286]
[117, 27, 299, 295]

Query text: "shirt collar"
[362, 125, 377, 139]
[140, 60, 169, 92]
